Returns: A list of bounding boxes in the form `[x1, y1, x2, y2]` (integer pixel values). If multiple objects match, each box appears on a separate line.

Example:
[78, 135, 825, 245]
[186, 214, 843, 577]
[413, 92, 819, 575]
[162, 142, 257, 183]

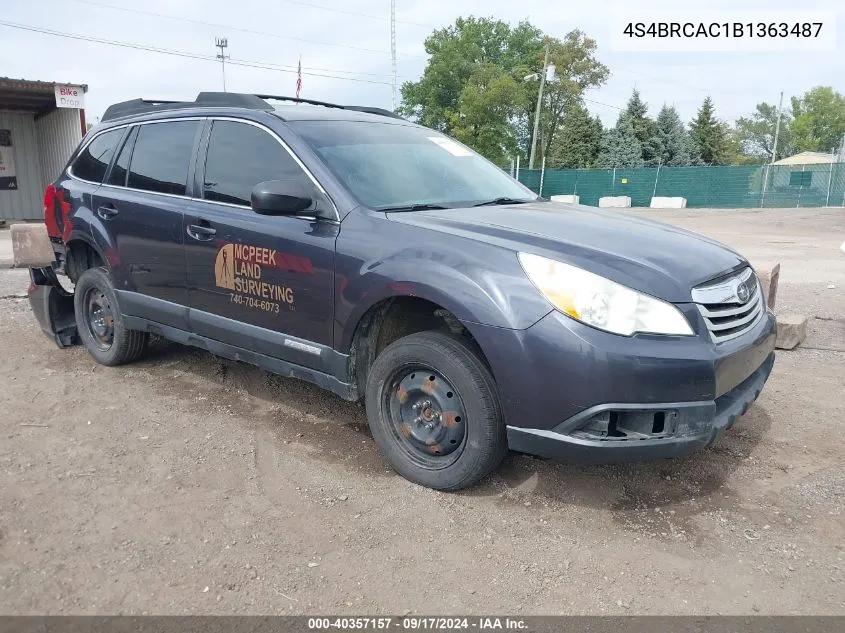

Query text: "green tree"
[399, 17, 608, 164]
[689, 97, 730, 165]
[445, 64, 522, 163]
[399, 17, 543, 137]
[548, 99, 602, 168]
[620, 89, 656, 164]
[734, 102, 793, 161]
[532, 31, 609, 163]
[648, 104, 696, 166]
[722, 126, 765, 165]
[597, 114, 643, 168]
[790, 86, 845, 153]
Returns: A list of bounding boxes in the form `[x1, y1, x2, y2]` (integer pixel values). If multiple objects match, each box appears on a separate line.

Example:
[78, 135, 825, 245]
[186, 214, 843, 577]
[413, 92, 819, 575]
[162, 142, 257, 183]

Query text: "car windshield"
[288, 119, 537, 210]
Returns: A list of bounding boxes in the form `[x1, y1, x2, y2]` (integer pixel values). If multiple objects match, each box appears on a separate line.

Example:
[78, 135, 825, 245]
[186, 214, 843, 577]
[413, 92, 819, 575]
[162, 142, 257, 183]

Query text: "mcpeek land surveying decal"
[215, 242, 296, 314]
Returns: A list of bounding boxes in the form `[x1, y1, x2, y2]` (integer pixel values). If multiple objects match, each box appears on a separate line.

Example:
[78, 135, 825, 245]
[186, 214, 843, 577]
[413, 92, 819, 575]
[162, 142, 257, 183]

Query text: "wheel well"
[65, 240, 104, 283]
[348, 296, 490, 400]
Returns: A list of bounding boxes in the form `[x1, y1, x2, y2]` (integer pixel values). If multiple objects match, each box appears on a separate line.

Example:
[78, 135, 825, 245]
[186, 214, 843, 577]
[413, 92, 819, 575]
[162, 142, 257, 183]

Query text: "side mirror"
[251, 179, 317, 216]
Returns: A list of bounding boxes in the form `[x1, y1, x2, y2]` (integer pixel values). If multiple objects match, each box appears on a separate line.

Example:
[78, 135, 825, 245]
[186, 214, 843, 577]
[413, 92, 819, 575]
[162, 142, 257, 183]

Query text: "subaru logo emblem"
[736, 281, 750, 304]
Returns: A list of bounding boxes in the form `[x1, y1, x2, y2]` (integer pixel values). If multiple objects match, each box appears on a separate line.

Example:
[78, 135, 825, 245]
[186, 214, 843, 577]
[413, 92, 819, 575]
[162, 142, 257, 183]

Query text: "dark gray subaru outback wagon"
[25, 92, 776, 490]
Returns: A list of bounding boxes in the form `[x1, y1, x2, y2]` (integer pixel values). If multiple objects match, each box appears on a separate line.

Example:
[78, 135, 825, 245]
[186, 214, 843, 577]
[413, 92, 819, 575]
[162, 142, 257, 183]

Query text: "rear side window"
[71, 129, 123, 183]
[202, 120, 310, 207]
[106, 126, 137, 187]
[127, 121, 200, 196]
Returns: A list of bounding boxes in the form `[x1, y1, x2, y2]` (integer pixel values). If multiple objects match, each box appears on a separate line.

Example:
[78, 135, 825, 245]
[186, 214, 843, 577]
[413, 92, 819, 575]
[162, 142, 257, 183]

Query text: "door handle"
[186, 224, 217, 241]
[97, 205, 119, 220]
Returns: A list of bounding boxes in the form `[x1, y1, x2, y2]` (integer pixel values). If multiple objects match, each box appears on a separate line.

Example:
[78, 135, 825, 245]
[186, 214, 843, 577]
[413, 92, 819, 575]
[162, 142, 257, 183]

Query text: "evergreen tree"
[548, 100, 602, 168]
[689, 96, 730, 164]
[597, 114, 643, 168]
[648, 104, 696, 166]
[621, 89, 656, 164]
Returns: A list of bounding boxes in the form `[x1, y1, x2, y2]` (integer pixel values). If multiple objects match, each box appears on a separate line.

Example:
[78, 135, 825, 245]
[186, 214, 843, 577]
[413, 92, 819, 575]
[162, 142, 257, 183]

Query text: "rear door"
[96, 119, 203, 328]
[185, 118, 338, 369]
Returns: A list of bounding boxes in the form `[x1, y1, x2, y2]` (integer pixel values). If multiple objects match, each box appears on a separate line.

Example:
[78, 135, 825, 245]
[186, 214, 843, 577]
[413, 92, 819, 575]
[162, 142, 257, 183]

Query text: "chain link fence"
[512, 163, 845, 208]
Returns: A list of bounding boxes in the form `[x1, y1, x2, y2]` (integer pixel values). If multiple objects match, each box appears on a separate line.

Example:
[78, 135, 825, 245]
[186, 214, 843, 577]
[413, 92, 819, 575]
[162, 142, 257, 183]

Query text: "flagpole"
[296, 55, 302, 100]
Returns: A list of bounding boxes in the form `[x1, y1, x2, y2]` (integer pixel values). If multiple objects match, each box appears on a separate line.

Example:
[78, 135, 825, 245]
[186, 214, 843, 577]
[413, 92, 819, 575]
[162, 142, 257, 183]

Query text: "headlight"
[518, 253, 693, 336]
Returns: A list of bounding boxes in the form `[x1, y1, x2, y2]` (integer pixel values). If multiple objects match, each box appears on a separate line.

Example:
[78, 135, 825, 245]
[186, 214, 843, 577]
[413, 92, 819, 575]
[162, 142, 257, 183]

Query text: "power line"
[583, 96, 624, 111]
[270, 0, 435, 28]
[68, 0, 428, 58]
[0, 21, 396, 86]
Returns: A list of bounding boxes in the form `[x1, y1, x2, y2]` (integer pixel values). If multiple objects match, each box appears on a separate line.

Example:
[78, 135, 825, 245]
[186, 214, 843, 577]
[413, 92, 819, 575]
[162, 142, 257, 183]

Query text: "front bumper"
[506, 351, 774, 463]
[465, 302, 777, 463]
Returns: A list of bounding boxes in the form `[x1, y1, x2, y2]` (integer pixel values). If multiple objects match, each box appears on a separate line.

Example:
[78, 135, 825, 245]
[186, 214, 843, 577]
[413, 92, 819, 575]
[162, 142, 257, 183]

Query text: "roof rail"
[256, 94, 404, 119]
[101, 93, 271, 122]
[100, 92, 403, 122]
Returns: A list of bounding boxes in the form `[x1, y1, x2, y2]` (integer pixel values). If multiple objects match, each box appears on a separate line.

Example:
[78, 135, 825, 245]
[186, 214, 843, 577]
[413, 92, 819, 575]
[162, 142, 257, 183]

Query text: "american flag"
[295, 57, 302, 99]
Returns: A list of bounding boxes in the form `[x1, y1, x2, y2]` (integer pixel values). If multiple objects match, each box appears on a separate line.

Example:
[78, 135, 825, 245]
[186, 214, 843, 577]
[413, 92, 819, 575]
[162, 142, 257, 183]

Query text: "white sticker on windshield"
[428, 136, 473, 157]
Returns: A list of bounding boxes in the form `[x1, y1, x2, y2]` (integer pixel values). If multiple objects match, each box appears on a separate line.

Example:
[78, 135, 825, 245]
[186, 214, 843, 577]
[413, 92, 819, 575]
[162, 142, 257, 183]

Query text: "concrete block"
[11, 223, 55, 268]
[775, 313, 807, 350]
[650, 196, 687, 208]
[550, 195, 580, 204]
[598, 196, 631, 208]
[754, 262, 781, 311]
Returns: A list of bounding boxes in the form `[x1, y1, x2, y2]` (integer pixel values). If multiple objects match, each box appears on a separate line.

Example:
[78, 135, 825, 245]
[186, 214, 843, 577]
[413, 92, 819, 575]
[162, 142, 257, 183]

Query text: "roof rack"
[101, 92, 403, 122]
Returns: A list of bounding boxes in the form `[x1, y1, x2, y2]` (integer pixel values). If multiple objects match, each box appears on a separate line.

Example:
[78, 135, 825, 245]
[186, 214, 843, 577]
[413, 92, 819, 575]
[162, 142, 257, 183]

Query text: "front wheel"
[365, 331, 507, 491]
[73, 267, 148, 366]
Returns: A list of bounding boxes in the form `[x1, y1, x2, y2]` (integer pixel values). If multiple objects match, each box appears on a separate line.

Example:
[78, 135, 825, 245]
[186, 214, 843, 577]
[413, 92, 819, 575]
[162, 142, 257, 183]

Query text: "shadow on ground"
[136, 337, 772, 542]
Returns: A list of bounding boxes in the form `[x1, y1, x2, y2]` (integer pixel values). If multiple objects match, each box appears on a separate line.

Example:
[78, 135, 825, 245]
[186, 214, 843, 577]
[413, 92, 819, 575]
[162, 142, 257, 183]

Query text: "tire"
[365, 330, 507, 491]
[73, 267, 148, 366]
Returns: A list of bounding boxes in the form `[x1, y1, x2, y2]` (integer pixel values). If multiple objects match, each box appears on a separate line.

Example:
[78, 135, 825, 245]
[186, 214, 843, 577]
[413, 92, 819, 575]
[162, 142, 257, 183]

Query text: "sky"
[2, 0, 843, 127]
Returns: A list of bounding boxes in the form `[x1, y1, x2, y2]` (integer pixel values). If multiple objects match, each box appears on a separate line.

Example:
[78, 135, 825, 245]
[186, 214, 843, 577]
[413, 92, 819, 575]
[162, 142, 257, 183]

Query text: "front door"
[97, 120, 203, 326]
[185, 119, 338, 369]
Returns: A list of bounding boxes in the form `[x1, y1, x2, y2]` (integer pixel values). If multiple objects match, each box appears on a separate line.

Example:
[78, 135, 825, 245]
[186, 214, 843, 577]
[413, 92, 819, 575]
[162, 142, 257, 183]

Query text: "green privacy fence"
[513, 163, 845, 208]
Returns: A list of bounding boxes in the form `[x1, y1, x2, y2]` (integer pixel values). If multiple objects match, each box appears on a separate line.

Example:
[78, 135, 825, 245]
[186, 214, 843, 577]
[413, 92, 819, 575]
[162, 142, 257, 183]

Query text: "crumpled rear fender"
[27, 267, 78, 348]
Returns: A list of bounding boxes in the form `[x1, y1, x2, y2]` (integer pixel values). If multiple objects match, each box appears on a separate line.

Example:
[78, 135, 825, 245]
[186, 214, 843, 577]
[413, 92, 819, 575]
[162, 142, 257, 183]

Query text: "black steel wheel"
[73, 267, 148, 366]
[82, 287, 115, 351]
[385, 366, 468, 468]
[366, 330, 507, 491]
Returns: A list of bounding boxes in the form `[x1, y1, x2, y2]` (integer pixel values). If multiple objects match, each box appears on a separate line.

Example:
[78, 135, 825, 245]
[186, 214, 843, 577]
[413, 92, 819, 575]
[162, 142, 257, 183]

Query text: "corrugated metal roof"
[773, 151, 839, 165]
[0, 77, 88, 114]
[0, 77, 88, 93]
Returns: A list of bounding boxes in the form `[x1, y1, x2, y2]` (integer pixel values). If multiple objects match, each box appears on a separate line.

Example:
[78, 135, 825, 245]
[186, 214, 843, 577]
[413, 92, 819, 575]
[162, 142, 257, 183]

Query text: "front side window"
[127, 121, 199, 196]
[203, 120, 310, 207]
[72, 128, 123, 183]
[289, 120, 536, 210]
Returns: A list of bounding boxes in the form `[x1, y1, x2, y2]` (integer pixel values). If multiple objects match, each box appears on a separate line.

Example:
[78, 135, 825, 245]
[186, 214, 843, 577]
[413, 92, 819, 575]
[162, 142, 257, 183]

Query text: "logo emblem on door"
[214, 243, 236, 290]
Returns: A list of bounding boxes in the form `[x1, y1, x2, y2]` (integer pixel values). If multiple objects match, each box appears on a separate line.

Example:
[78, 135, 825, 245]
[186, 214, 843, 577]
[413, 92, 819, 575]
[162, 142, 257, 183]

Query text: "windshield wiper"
[380, 204, 451, 212]
[471, 197, 534, 207]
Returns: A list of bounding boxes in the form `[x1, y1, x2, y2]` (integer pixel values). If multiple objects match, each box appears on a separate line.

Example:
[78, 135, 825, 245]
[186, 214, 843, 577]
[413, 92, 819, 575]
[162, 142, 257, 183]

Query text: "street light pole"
[528, 43, 550, 170]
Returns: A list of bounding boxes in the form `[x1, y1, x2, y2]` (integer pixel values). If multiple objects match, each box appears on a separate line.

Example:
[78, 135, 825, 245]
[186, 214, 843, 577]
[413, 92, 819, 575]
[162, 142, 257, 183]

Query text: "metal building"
[0, 77, 87, 221]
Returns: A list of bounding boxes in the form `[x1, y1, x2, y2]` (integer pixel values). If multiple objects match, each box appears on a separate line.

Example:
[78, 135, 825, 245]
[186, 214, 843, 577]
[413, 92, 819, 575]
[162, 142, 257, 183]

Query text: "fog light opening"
[652, 411, 666, 434]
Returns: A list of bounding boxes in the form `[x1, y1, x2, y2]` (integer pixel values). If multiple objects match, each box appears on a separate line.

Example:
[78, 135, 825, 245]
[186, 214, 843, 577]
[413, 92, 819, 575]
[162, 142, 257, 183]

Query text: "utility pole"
[390, 0, 398, 111]
[215, 37, 229, 92]
[761, 90, 784, 208]
[771, 90, 784, 163]
[529, 43, 550, 170]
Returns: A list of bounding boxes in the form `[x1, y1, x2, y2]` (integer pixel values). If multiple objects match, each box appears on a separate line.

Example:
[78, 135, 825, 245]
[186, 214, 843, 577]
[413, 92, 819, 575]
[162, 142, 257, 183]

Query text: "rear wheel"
[365, 331, 507, 490]
[73, 267, 147, 366]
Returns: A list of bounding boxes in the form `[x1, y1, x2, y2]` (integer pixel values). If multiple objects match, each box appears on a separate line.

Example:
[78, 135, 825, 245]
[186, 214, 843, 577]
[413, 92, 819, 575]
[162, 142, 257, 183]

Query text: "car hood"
[386, 202, 747, 302]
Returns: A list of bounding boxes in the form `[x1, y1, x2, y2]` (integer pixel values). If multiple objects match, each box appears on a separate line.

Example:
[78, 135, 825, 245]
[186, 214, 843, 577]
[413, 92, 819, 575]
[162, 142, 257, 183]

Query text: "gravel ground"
[0, 207, 844, 615]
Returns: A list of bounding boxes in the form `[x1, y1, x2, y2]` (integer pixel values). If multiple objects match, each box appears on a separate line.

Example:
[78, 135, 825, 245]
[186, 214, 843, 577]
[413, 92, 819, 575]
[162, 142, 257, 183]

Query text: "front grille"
[692, 267, 764, 343]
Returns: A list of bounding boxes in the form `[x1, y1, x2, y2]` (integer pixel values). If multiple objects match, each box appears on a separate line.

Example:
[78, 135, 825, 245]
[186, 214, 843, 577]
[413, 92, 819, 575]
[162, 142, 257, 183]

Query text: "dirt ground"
[0, 207, 844, 615]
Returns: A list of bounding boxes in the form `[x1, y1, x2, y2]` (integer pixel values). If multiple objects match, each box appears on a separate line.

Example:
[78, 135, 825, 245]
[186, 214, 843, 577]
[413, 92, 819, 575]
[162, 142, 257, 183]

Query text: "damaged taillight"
[43, 184, 72, 241]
